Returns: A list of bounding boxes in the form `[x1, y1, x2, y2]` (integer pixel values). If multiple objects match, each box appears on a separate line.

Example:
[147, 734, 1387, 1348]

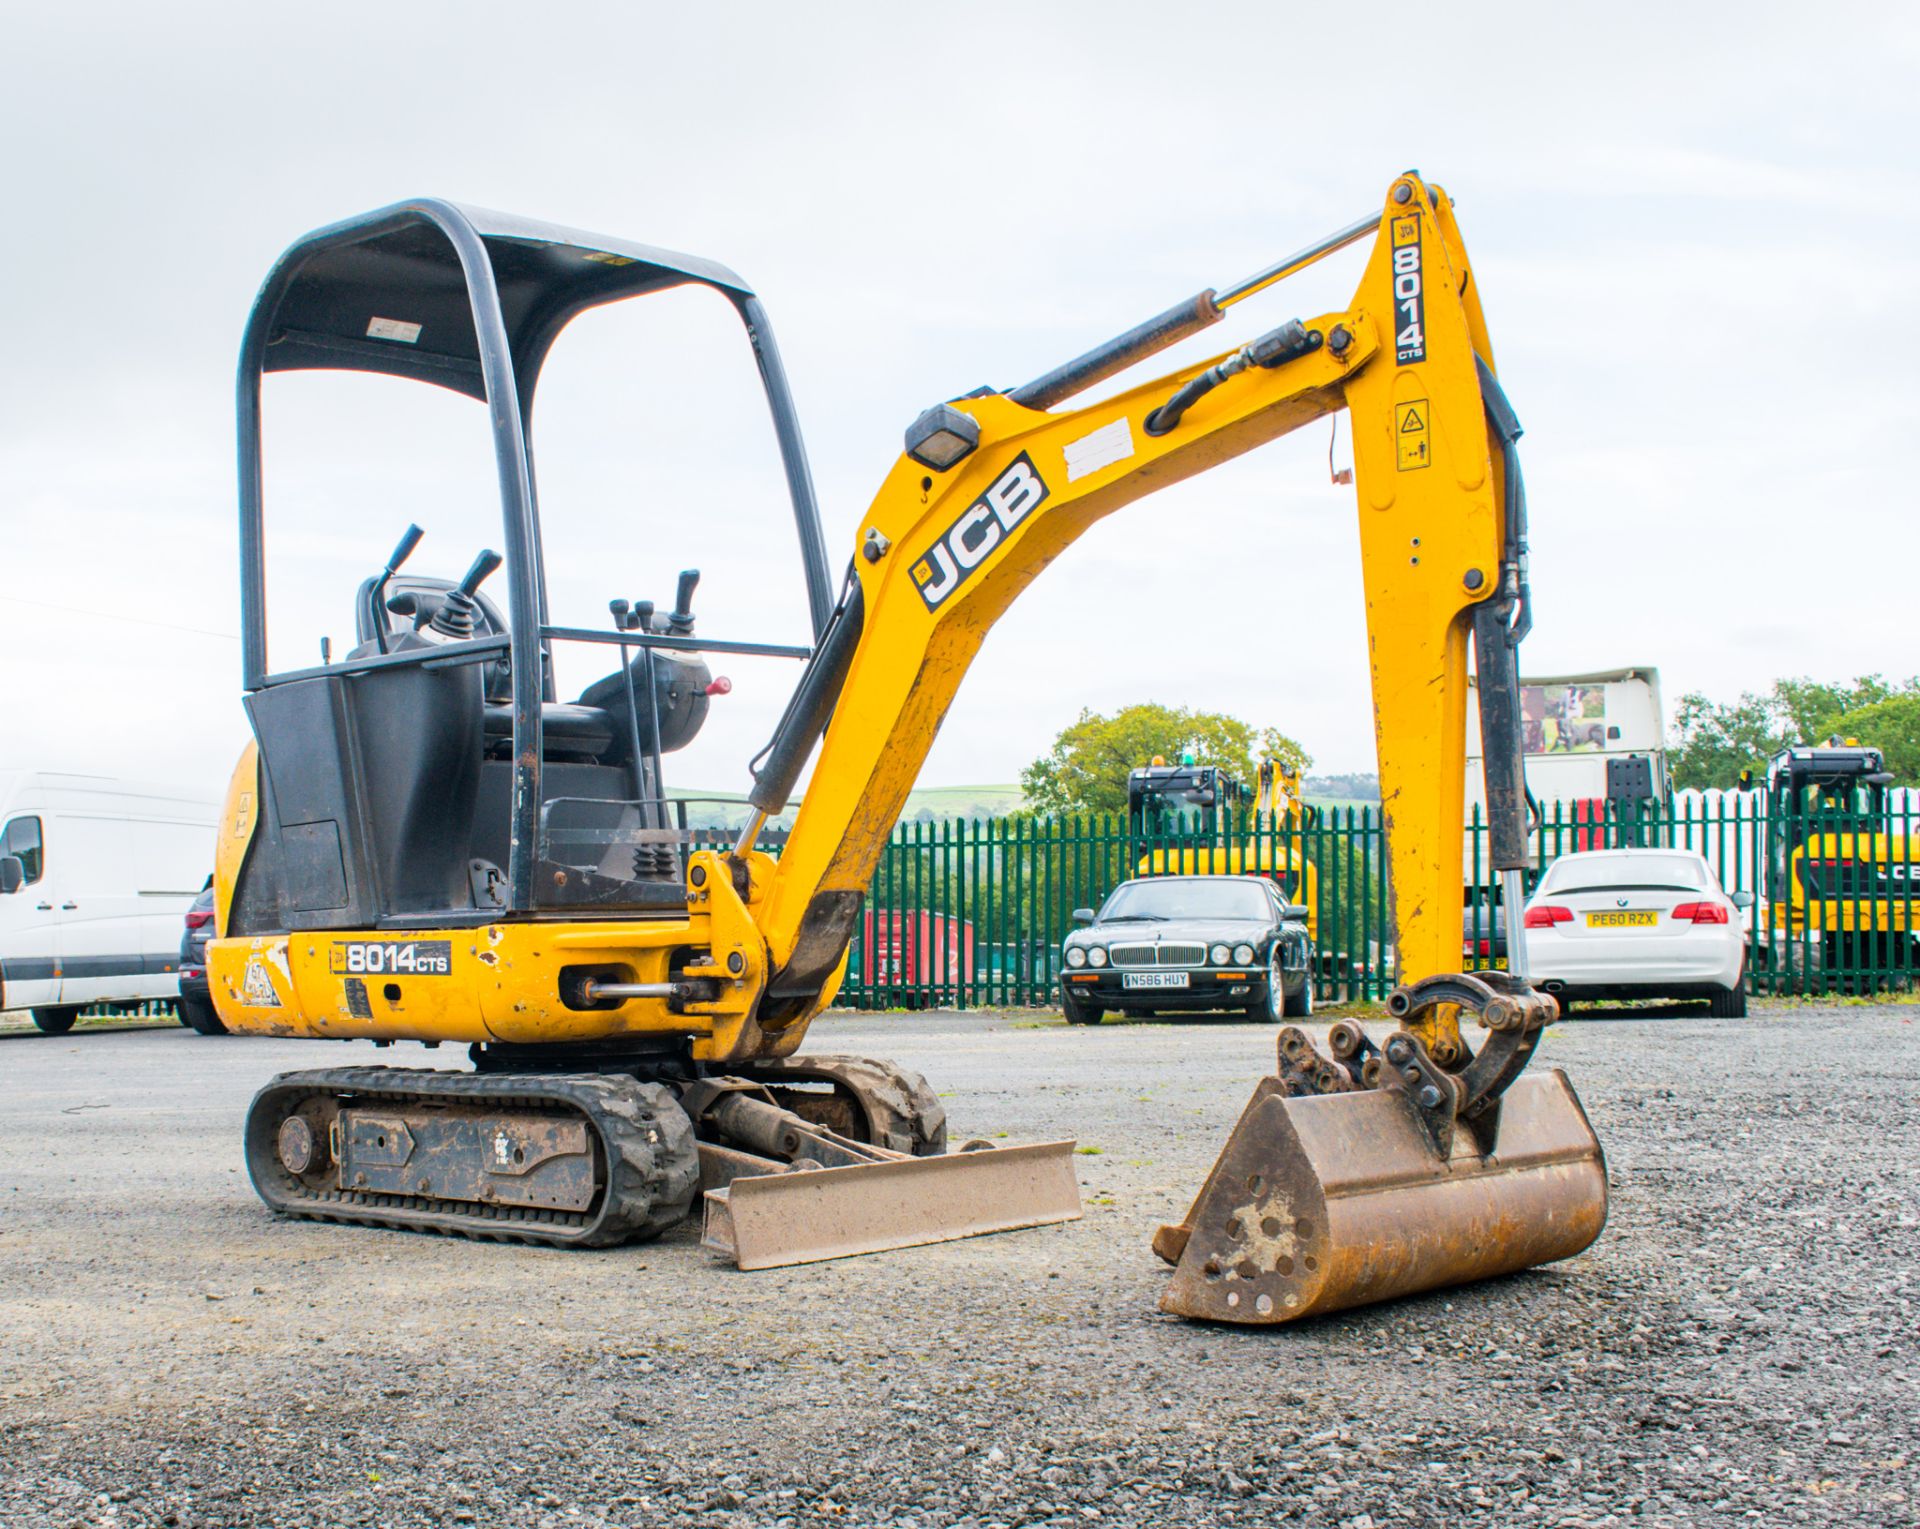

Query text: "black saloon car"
[177, 883, 226, 1035]
[1059, 875, 1313, 1025]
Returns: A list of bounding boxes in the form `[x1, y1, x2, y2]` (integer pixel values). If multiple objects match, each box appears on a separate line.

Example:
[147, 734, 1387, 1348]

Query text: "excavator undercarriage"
[245, 1050, 1080, 1261]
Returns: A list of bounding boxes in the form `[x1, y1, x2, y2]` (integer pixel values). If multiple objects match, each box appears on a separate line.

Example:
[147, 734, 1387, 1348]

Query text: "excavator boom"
[752, 173, 1522, 1065]
[729, 171, 1604, 1312]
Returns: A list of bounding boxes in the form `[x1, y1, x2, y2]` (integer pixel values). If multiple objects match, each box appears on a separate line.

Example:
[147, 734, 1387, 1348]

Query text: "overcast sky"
[3, 2, 1916, 803]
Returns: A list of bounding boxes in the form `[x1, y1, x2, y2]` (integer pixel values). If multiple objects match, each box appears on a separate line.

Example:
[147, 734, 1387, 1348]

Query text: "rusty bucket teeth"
[1158, 1069, 1607, 1324]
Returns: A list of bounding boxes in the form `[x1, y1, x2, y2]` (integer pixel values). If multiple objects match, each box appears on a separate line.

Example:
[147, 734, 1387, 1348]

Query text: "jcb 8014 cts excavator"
[207, 173, 1606, 1321]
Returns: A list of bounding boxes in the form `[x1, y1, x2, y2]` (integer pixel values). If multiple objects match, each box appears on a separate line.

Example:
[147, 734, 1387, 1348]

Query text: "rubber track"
[243, 1068, 700, 1248]
[730, 1053, 948, 1156]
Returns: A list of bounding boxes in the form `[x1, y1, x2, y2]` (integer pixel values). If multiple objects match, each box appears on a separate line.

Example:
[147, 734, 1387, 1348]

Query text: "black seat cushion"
[482, 703, 616, 762]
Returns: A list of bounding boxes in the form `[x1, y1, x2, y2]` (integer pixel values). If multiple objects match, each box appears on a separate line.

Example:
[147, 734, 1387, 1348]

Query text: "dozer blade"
[1158, 1069, 1606, 1324]
[701, 1139, 1082, 1270]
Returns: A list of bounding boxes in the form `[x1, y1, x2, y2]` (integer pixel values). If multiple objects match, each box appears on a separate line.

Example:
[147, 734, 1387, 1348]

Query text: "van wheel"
[179, 994, 228, 1037]
[32, 1007, 80, 1035]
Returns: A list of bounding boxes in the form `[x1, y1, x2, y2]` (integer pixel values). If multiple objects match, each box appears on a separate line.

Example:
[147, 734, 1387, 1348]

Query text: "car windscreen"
[1101, 881, 1269, 922]
[1537, 855, 1709, 895]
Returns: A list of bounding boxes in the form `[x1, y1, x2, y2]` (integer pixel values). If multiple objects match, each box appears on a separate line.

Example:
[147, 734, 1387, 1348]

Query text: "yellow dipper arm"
[753, 174, 1514, 1042]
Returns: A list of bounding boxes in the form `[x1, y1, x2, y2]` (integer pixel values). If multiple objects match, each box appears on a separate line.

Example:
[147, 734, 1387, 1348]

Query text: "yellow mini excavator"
[207, 173, 1606, 1320]
[1131, 758, 1320, 937]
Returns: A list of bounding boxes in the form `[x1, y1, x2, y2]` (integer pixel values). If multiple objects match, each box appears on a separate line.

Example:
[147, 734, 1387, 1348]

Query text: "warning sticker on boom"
[1391, 216, 1426, 364]
[1395, 399, 1431, 471]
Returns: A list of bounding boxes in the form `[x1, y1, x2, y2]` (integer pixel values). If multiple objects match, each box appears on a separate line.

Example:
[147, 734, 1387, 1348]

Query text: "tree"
[1019, 702, 1309, 817]
[1815, 694, 1920, 785]
[1669, 674, 1920, 790]
[1668, 689, 1782, 791]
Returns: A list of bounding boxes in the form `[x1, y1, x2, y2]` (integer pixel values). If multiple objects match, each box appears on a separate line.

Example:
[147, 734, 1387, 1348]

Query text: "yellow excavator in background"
[207, 173, 1606, 1321]
[1131, 756, 1319, 938]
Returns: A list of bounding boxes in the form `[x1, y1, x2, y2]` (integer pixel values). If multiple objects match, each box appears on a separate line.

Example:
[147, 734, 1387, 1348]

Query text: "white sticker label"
[366, 316, 422, 344]
[241, 958, 282, 1008]
[1063, 417, 1135, 482]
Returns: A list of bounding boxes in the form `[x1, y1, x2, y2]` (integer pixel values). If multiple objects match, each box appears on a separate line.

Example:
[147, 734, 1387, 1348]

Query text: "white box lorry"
[0, 772, 221, 1033]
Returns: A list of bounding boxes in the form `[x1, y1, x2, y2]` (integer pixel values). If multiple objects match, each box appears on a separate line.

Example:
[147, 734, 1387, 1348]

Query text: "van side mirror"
[1071, 907, 1096, 926]
[1731, 890, 1755, 911]
[0, 856, 22, 894]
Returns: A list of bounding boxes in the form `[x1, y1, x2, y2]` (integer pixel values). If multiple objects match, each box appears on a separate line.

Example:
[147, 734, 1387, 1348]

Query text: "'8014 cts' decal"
[1391, 214, 1426, 364]
[911, 453, 1050, 611]
[330, 940, 452, 976]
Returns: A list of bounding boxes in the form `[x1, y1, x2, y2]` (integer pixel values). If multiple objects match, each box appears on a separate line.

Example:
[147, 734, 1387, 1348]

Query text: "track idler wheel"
[1156, 972, 1606, 1325]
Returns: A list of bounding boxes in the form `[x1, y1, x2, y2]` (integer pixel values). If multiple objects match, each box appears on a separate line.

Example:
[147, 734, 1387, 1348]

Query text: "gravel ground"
[0, 1000, 1915, 1529]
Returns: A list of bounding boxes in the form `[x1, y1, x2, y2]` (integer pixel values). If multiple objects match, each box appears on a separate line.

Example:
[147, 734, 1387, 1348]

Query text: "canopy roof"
[249, 198, 754, 402]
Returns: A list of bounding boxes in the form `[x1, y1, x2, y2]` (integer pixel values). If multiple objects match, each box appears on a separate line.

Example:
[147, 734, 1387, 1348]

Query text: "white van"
[0, 772, 221, 1034]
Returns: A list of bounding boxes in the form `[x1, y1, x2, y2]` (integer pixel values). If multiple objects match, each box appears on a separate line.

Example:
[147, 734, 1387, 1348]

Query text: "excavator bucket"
[700, 1138, 1083, 1270]
[1156, 982, 1607, 1324]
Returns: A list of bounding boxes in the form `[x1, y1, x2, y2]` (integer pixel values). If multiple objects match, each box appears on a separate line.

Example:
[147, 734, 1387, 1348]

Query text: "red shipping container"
[860, 910, 976, 990]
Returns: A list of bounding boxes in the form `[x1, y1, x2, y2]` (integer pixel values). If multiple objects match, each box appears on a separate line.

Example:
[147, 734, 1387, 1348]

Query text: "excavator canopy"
[247, 201, 754, 403]
[235, 199, 834, 915]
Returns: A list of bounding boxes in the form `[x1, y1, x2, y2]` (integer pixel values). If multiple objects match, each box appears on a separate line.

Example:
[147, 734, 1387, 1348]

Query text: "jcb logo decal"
[910, 453, 1050, 611]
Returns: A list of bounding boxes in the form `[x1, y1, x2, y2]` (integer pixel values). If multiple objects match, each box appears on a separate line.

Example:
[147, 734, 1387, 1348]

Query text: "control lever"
[385, 524, 425, 575]
[427, 549, 502, 640]
[631, 600, 655, 634]
[370, 523, 426, 655]
[667, 569, 700, 635]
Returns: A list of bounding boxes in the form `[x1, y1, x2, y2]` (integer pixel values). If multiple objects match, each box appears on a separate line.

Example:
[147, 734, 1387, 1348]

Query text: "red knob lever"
[705, 677, 733, 696]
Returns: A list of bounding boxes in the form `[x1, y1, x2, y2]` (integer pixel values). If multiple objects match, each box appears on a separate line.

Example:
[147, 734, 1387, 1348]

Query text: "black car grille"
[1108, 942, 1207, 967]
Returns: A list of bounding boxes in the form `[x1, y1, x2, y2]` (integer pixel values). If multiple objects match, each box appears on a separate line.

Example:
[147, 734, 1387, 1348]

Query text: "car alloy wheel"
[1252, 949, 1285, 1023]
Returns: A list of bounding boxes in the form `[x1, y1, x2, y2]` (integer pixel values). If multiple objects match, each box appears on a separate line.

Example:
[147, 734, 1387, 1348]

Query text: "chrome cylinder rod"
[1214, 212, 1380, 310]
[1501, 867, 1531, 982]
[731, 807, 769, 861]
[578, 980, 685, 1002]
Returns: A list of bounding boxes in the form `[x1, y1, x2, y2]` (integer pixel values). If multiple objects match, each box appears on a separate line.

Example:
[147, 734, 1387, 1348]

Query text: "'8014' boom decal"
[911, 453, 1050, 611]
[1391, 214, 1426, 365]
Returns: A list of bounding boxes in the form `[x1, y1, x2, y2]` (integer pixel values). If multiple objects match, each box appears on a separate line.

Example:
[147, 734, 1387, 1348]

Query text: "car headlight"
[1088, 946, 1109, 968]
[1210, 943, 1231, 965]
[1233, 943, 1256, 966]
[1066, 946, 1087, 968]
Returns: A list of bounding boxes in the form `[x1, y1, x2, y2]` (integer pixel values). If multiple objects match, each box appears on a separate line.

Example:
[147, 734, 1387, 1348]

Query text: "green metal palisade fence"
[833, 794, 1920, 1010]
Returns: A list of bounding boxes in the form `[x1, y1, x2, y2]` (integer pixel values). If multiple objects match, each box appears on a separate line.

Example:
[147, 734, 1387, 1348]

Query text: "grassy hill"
[670, 782, 1028, 829]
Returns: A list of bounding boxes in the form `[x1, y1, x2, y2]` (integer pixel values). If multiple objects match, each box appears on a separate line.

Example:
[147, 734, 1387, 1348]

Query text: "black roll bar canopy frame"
[236, 198, 834, 914]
